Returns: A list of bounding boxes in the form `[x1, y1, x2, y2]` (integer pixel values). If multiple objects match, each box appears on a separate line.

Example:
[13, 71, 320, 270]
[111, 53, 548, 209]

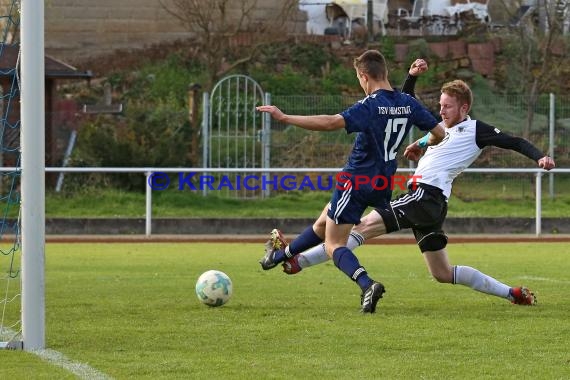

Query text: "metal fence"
[269, 93, 570, 170]
[264, 92, 570, 200]
[44, 92, 570, 205]
[22, 167, 570, 237]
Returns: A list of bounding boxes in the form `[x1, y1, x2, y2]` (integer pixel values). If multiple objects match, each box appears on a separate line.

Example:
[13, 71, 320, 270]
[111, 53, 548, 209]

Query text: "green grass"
[45, 185, 570, 218]
[1, 242, 569, 379]
[46, 189, 334, 218]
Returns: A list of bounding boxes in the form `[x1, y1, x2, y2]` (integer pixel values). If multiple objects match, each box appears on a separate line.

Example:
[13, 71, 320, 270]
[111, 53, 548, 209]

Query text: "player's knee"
[313, 226, 325, 239]
[418, 232, 448, 253]
[325, 244, 336, 258]
[431, 272, 446, 283]
[313, 218, 325, 230]
[430, 270, 453, 283]
[355, 210, 386, 239]
[312, 221, 326, 238]
[354, 216, 374, 237]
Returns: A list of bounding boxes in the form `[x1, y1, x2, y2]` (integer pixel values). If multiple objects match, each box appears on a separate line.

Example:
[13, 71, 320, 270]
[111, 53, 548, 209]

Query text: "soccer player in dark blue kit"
[256, 51, 445, 313]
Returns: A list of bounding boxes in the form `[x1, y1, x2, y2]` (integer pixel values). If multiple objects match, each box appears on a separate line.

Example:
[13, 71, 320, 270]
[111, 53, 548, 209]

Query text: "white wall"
[299, 2, 331, 34]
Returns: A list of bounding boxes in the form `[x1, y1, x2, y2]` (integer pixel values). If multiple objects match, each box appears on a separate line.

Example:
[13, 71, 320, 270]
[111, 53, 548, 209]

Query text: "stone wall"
[44, 0, 189, 61]
[394, 38, 498, 77]
[0, 0, 307, 62]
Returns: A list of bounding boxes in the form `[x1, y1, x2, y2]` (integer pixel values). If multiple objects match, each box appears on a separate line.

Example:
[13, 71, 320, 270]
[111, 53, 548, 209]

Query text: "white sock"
[453, 265, 510, 298]
[297, 231, 365, 269]
[297, 244, 328, 268]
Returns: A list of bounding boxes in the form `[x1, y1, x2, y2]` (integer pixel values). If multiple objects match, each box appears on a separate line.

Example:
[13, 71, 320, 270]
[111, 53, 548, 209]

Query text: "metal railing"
[0, 167, 564, 237]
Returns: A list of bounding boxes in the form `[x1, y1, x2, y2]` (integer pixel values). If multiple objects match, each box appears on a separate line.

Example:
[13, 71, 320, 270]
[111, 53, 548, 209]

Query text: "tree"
[159, 0, 304, 90]
[494, 0, 568, 138]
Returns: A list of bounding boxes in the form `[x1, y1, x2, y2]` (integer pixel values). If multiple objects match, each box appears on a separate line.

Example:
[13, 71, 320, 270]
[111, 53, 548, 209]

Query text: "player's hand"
[538, 156, 555, 170]
[409, 59, 428, 76]
[404, 142, 423, 161]
[256, 105, 286, 122]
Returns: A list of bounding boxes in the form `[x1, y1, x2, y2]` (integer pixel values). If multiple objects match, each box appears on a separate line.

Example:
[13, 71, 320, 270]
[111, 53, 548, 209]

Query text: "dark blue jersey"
[340, 89, 438, 176]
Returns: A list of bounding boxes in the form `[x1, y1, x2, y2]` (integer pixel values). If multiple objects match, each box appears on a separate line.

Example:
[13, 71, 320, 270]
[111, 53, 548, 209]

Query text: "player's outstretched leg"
[282, 231, 365, 275]
[260, 225, 326, 270]
[509, 286, 537, 305]
[451, 265, 537, 305]
[262, 206, 328, 270]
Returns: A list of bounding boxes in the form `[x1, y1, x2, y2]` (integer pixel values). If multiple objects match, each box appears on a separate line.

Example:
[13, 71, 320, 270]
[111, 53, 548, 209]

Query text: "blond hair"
[441, 80, 473, 113]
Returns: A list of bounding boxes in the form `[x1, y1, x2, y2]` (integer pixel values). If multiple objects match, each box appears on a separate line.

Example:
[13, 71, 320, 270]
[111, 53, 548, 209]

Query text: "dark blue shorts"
[327, 172, 392, 225]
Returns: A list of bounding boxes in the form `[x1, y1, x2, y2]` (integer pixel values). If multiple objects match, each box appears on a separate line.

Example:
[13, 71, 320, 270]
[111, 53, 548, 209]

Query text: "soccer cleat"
[259, 229, 289, 271]
[282, 256, 302, 275]
[270, 228, 288, 250]
[360, 282, 386, 313]
[259, 240, 279, 270]
[510, 286, 537, 305]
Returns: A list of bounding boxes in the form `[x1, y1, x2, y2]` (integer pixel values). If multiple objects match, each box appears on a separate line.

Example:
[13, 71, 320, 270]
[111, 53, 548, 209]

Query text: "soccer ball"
[195, 270, 233, 307]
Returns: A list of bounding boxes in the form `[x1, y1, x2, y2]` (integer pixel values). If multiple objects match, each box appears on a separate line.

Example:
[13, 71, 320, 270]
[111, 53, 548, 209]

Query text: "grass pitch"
[1, 242, 569, 379]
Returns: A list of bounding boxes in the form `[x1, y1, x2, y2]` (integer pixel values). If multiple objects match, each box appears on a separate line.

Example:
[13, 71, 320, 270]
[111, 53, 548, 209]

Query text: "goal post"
[20, 0, 46, 350]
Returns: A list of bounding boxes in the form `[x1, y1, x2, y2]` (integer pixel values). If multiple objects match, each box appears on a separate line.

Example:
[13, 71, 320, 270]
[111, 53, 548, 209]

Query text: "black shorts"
[375, 183, 448, 247]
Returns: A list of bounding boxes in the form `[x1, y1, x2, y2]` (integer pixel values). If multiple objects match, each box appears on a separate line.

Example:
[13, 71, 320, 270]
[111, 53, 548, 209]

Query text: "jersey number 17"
[383, 118, 408, 161]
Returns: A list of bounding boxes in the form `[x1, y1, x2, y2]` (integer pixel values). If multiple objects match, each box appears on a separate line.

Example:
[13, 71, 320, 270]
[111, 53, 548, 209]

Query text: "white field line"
[1, 327, 113, 380]
[518, 276, 570, 284]
[30, 348, 114, 380]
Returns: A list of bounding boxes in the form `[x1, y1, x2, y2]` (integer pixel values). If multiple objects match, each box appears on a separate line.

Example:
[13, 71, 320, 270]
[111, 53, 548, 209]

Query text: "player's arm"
[475, 121, 555, 170]
[400, 59, 428, 98]
[400, 59, 444, 160]
[256, 105, 345, 131]
[404, 123, 446, 161]
[423, 124, 445, 145]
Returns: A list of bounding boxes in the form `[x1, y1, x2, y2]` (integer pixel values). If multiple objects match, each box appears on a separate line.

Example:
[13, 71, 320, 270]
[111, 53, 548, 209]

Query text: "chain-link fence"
[47, 92, 569, 202]
[268, 93, 570, 200]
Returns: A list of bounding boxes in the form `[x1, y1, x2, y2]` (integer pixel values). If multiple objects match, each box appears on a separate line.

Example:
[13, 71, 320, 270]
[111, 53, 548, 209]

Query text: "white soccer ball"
[195, 270, 233, 307]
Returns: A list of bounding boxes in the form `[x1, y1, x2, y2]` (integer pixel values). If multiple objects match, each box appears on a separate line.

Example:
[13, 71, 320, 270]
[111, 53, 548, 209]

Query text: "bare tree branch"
[160, 0, 302, 88]
[494, 0, 567, 138]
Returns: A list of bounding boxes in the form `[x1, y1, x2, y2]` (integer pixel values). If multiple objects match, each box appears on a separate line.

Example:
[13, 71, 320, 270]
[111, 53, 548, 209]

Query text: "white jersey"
[410, 116, 544, 199]
[412, 118, 480, 199]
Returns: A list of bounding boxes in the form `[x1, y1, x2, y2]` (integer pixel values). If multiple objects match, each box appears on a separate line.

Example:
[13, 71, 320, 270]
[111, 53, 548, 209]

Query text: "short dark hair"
[353, 50, 388, 81]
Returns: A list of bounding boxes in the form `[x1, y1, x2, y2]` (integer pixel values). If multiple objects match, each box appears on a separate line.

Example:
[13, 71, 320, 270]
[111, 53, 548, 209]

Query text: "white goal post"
[20, 0, 46, 351]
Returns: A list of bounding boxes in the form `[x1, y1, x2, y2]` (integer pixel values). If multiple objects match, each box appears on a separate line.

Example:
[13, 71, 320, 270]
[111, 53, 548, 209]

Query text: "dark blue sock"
[332, 247, 373, 291]
[269, 225, 322, 265]
[288, 226, 323, 256]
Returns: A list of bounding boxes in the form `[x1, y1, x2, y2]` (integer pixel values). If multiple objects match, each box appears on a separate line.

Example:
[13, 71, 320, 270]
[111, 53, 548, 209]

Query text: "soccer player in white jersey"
[275, 79, 555, 306]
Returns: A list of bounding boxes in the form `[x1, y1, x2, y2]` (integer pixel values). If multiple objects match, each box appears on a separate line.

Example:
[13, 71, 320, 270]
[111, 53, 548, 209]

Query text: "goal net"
[0, 0, 22, 349]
